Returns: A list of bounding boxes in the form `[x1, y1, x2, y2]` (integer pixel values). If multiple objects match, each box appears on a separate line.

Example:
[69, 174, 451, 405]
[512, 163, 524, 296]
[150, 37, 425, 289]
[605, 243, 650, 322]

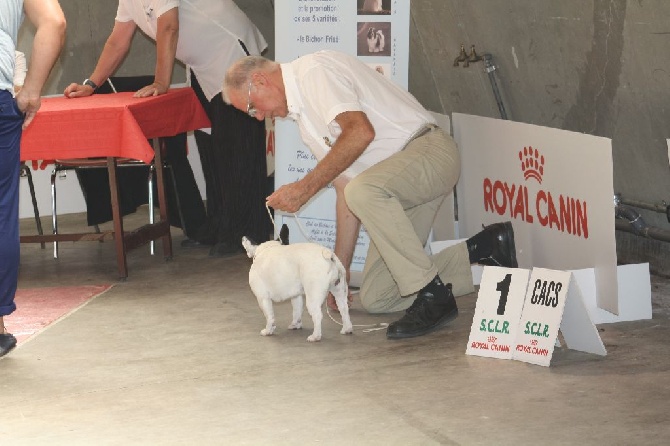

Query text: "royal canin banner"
[452, 113, 619, 314]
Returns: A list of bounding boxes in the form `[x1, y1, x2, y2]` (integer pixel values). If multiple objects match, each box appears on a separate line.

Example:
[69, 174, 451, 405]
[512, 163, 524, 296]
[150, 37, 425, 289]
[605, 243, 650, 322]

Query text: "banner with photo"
[274, 0, 410, 278]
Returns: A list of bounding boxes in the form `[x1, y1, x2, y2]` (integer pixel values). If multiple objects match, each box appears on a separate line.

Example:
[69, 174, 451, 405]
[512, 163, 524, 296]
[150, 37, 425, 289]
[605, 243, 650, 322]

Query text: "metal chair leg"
[148, 163, 155, 255]
[21, 164, 45, 249]
[50, 166, 59, 259]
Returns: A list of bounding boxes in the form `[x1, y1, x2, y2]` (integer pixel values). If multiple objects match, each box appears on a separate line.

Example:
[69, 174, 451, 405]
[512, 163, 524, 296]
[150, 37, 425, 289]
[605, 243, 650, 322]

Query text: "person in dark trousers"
[64, 0, 271, 257]
[1, 0, 66, 357]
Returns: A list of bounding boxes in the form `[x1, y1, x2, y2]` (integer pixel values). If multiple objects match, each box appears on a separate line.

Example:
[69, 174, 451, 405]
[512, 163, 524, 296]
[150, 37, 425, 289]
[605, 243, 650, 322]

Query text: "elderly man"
[222, 50, 517, 339]
[1, 0, 66, 357]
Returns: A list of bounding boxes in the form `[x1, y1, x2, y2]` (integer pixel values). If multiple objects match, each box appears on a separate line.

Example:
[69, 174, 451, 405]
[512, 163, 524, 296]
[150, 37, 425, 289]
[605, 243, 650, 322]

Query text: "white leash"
[265, 203, 312, 242]
[265, 204, 389, 333]
[325, 290, 389, 333]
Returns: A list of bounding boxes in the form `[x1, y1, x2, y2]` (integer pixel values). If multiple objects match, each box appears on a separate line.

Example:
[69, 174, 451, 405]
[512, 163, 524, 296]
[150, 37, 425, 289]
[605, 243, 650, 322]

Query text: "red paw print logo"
[530, 339, 538, 346]
[487, 336, 497, 343]
[519, 146, 545, 184]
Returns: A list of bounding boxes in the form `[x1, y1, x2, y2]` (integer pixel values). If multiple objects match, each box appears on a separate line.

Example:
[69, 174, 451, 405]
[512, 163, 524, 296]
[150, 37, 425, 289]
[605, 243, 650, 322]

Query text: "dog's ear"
[279, 224, 289, 245]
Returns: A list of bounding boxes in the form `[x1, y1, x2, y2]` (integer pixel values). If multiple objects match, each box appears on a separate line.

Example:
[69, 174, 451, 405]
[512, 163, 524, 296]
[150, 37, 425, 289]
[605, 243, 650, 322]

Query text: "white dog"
[242, 227, 353, 342]
[363, 0, 383, 13]
[375, 29, 385, 52]
[366, 27, 385, 53]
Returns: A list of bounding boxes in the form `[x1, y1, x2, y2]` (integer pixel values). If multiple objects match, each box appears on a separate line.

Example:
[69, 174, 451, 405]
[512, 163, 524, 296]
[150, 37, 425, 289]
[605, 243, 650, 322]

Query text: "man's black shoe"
[0, 333, 17, 358]
[386, 278, 458, 339]
[477, 222, 518, 268]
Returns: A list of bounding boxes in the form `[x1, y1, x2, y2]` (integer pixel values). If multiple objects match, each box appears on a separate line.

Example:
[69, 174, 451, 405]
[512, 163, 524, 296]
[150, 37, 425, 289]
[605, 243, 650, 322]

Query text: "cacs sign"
[483, 146, 589, 239]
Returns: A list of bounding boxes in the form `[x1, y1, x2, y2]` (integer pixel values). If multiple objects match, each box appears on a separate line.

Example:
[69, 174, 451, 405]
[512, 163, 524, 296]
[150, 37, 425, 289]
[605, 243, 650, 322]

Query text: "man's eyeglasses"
[246, 81, 257, 118]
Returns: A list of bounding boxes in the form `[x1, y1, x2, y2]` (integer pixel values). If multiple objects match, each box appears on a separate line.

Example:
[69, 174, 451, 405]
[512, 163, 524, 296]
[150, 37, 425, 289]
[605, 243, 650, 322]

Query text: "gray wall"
[406, 1, 670, 275]
[18, 0, 670, 275]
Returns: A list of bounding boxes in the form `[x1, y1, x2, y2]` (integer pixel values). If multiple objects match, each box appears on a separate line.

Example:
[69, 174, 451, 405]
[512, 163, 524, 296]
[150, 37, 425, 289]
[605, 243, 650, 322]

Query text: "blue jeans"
[0, 90, 23, 317]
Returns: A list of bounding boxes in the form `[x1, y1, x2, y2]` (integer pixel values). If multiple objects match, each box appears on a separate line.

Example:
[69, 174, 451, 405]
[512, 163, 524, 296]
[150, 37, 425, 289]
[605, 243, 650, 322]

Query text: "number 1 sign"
[466, 266, 530, 360]
[467, 266, 607, 366]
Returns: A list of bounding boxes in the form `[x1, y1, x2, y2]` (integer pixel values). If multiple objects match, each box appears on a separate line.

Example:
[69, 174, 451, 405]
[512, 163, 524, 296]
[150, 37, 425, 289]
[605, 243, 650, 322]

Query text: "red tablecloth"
[20, 87, 210, 164]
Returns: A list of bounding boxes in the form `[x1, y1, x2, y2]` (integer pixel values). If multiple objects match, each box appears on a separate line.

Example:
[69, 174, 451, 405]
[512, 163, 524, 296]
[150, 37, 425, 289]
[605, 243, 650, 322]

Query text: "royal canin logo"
[520, 146, 545, 183]
[482, 146, 590, 239]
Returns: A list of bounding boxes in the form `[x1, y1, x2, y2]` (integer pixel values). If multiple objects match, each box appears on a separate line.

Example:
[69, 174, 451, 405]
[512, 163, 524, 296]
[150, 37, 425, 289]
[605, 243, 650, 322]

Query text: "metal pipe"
[619, 198, 670, 224]
[615, 203, 646, 235]
[483, 53, 508, 120]
[614, 195, 670, 243]
[616, 193, 670, 223]
[615, 219, 670, 243]
[619, 198, 667, 214]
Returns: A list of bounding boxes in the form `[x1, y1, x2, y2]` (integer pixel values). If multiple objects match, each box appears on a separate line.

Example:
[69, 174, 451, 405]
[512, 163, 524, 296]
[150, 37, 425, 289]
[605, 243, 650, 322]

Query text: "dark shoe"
[180, 238, 212, 248]
[477, 222, 518, 268]
[0, 333, 17, 357]
[386, 278, 458, 339]
[209, 241, 244, 258]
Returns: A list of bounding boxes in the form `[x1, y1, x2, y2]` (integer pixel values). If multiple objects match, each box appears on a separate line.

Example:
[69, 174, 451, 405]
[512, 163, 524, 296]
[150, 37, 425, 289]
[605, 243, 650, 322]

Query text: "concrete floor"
[2, 209, 670, 445]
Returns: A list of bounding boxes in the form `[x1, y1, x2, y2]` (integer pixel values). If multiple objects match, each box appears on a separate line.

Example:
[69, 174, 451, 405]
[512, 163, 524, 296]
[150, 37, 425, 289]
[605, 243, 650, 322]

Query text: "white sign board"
[512, 268, 571, 366]
[466, 266, 606, 367]
[571, 264, 652, 324]
[466, 267, 530, 360]
[452, 113, 619, 315]
[274, 0, 411, 275]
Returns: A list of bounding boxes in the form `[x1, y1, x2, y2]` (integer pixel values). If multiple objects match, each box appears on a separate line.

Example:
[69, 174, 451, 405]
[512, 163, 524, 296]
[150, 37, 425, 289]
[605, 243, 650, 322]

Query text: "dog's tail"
[322, 249, 348, 297]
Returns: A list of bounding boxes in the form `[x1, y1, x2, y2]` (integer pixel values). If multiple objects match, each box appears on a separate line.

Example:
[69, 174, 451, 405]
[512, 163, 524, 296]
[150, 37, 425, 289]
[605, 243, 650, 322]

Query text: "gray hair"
[222, 56, 278, 104]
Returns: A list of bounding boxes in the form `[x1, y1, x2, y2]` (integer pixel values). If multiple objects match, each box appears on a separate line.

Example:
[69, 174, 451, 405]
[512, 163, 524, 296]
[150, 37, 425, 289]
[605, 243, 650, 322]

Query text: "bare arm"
[134, 7, 178, 97]
[64, 20, 136, 98]
[266, 111, 375, 212]
[17, 0, 66, 128]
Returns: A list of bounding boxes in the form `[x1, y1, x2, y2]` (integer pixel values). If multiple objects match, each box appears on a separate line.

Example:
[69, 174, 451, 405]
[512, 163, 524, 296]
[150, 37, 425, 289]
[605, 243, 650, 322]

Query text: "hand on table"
[133, 82, 168, 98]
[63, 83, 94, 99]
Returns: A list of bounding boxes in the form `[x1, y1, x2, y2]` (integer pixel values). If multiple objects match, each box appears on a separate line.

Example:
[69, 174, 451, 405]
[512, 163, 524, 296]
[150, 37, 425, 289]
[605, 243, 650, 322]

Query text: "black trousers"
[190, 72, 271, 245]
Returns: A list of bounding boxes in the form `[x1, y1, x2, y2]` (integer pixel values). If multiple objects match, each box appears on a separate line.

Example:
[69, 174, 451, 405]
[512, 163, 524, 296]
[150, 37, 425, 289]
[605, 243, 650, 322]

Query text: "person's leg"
[0, 91, 23, 355]
[161, 134, 207, 239]
[345, 128, 461, 296]
[346, 128, 477, 338]
[358, 194, 446, 313]
[208, 95, 271, 256]
[186, 73, 222, 245]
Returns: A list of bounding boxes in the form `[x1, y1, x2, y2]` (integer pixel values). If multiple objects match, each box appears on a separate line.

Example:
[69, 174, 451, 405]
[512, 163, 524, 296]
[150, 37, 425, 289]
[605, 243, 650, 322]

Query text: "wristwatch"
[83, 78, 98, 91]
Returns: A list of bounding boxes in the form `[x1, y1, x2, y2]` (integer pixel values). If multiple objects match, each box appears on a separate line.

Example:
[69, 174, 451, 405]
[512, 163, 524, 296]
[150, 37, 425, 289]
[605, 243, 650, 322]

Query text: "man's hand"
[133, 81, 168, 98]
[16, 88, 41, 128]
[327, 291, 354, 313]
[63, 83, 94, 98]
[266, 181, 311, 213]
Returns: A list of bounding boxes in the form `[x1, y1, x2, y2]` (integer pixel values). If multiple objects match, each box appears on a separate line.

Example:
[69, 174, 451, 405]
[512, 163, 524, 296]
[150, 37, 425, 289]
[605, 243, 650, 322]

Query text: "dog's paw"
[288, 320, 302, 330]
[260, 326, 276, 336]
[340, 326, 353, 335]
[306, 333, 322, 342]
